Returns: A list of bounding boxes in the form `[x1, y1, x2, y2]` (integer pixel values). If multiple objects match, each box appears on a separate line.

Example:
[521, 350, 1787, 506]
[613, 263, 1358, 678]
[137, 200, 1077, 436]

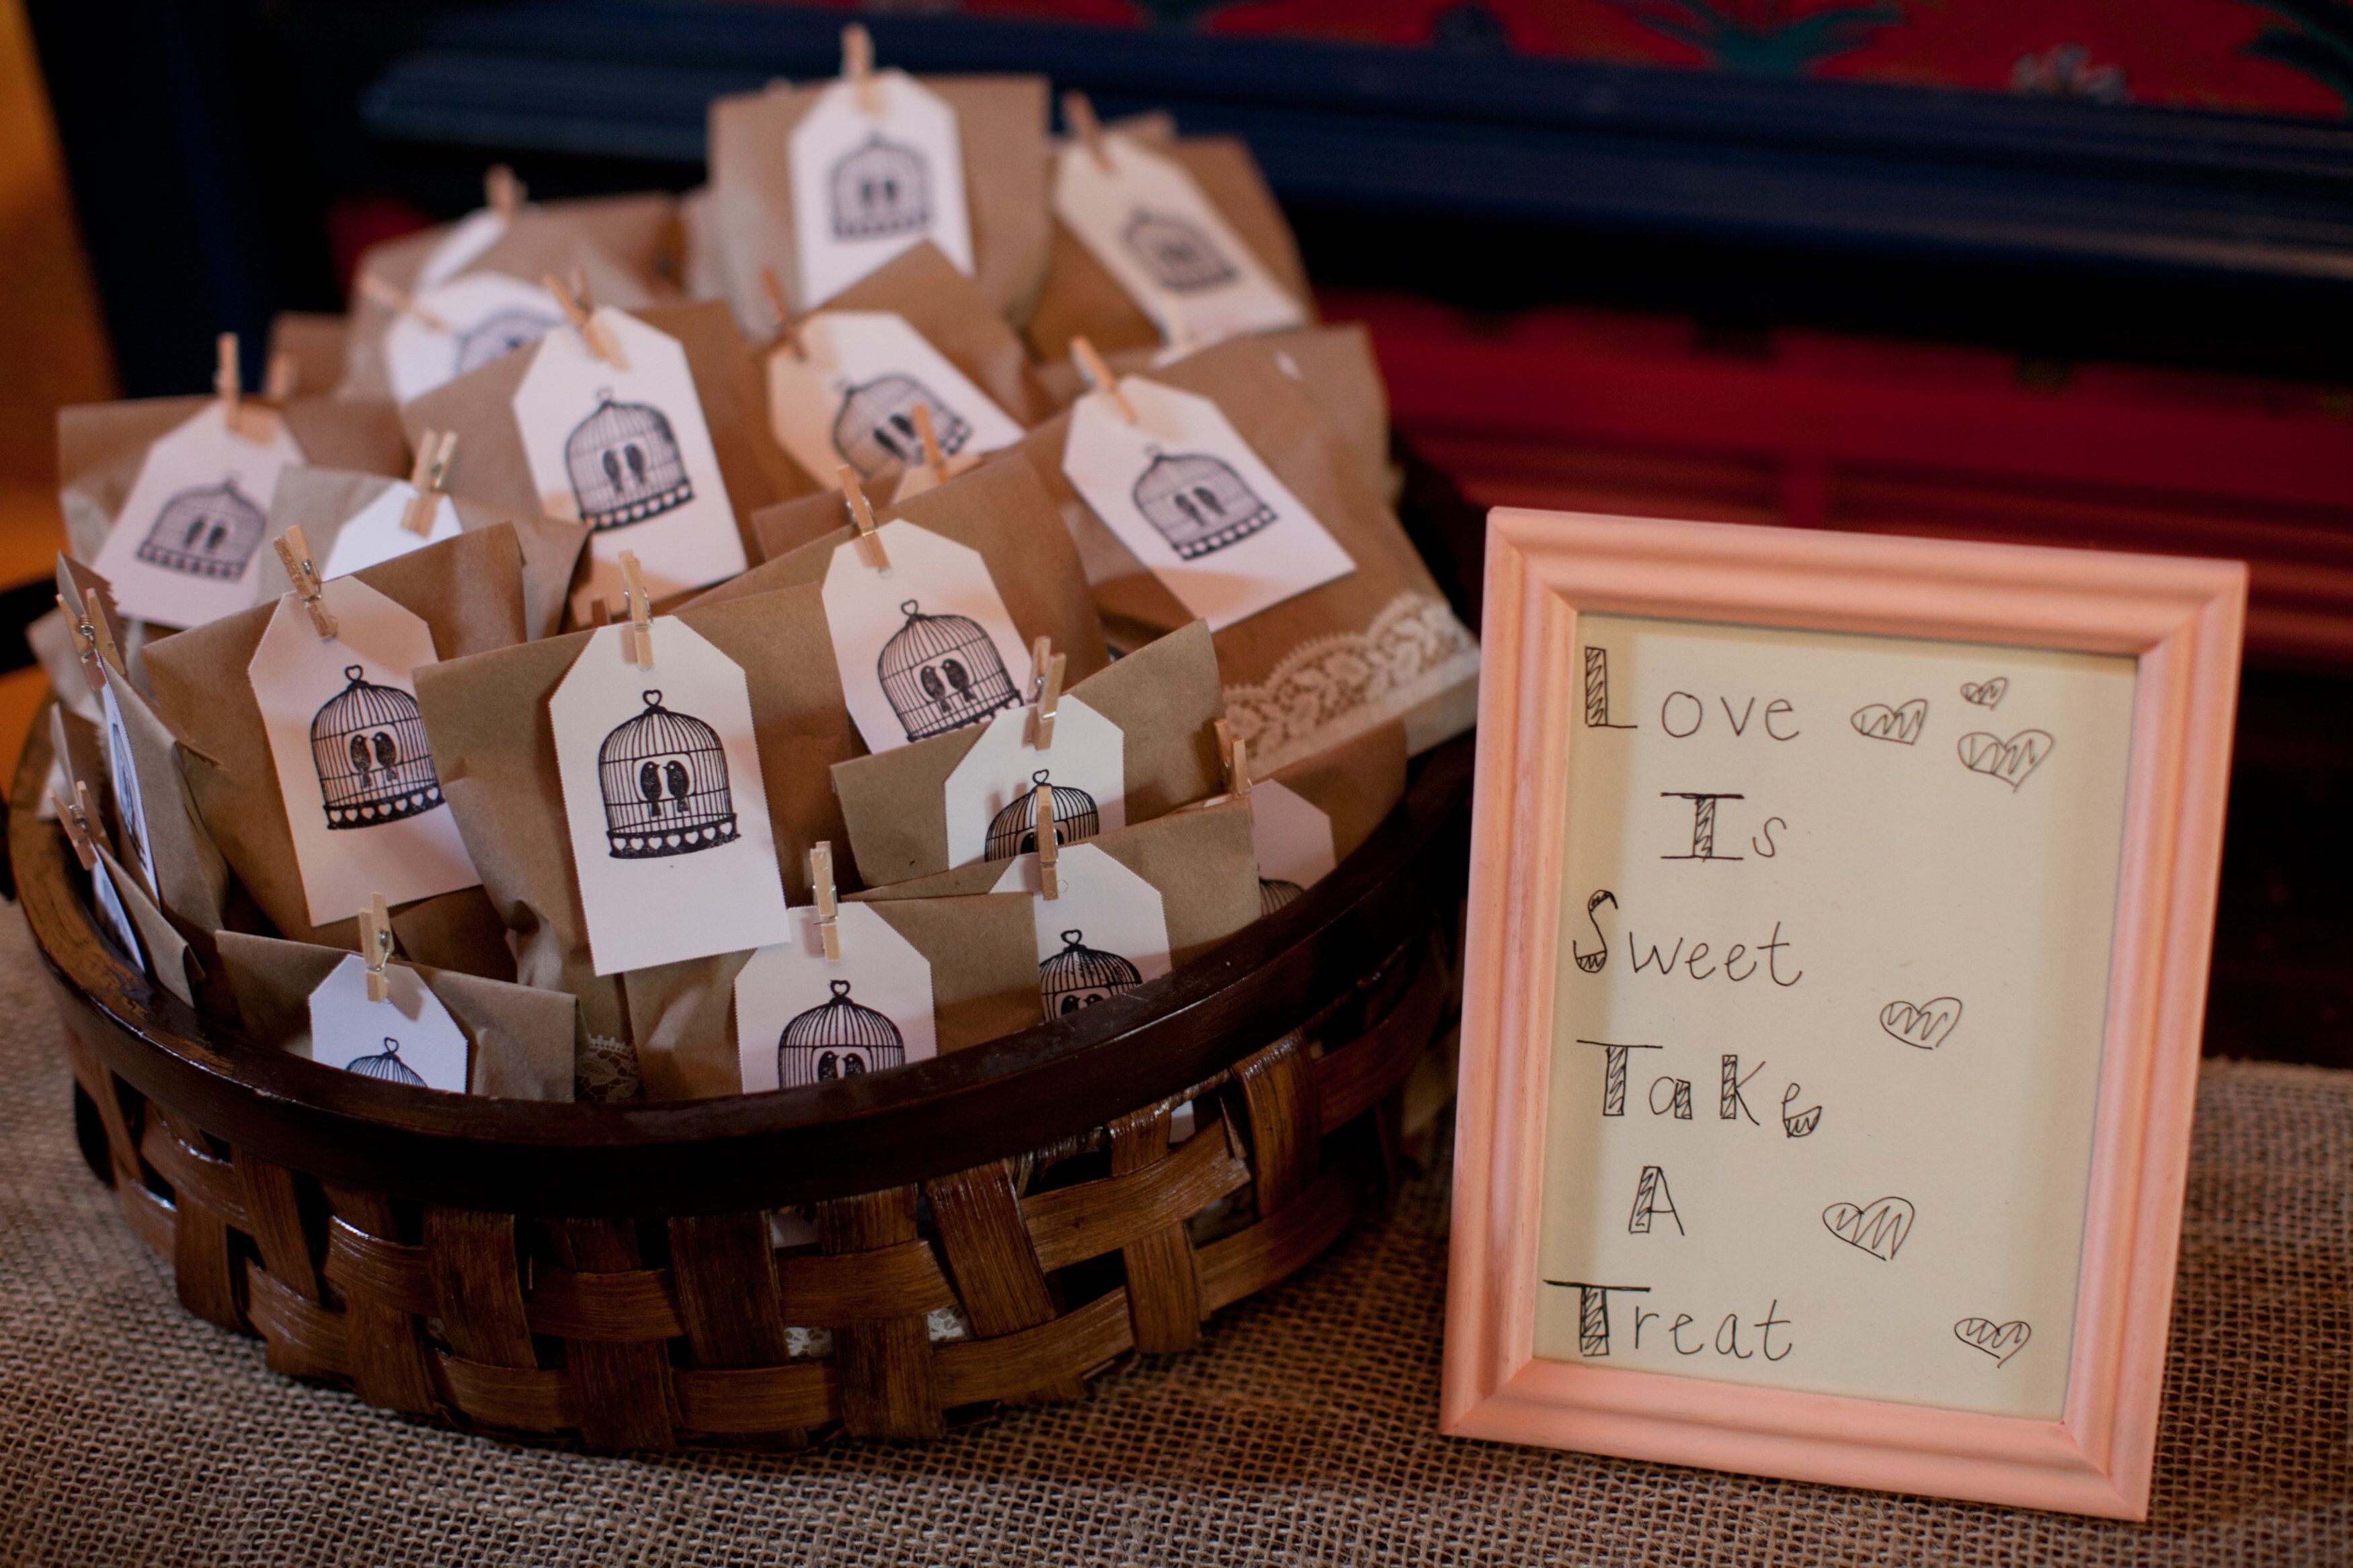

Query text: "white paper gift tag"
[386, 272, 565, 403]
[789, 69, 974, 306]
[249, 575, 482, 929]
[734, 903, 938, 1093]
[766, 311, 1024, 487]
[89, 853, 146, 970]
[415, 207, 509, 289]
[320, 483, 464, 579]
[821, 518, 1028, 753]
[1248, 778, 1337, 909]
[1062, 377, 1354, 631]
[1053, 131, 1306, 347]
[306, 953, 469, 1092]
[100, 682, 159, 897]
[550, 619, 794, 975]
[990, 843, 1172, 1022]
[90, 402, 306, 629]
[511, 306, 747, 617]
[943, 694, 1125, 869]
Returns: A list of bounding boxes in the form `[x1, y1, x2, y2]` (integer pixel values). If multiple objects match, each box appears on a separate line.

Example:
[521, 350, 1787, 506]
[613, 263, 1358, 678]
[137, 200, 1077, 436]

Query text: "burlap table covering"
[0, 901, 2344, 1564]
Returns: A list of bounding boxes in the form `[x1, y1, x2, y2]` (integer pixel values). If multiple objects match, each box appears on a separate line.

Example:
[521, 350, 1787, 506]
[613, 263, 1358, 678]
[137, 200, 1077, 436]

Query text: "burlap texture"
[0, 893, 2340, 1566]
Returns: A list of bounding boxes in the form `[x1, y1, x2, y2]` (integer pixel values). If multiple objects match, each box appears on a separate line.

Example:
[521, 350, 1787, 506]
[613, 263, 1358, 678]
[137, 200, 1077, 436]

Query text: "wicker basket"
[9, 711, 1471, 1450]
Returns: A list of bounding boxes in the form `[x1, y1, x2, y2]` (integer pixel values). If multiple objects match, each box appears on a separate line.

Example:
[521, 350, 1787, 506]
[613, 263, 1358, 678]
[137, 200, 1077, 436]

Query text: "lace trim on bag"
[577, 1030, 645, 1102]
[1222, 591, 1480, 774]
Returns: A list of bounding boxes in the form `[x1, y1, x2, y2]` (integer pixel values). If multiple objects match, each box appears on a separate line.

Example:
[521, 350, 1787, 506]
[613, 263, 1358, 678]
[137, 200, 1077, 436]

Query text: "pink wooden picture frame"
[1441, 508, 2246, 1520]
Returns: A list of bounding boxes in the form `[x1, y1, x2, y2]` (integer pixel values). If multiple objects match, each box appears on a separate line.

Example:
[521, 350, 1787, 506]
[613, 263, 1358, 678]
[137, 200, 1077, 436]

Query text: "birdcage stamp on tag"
[990, 841, 1172, 1023]
[765, 311, 1025, 493]
[93, 400, 305, 630]
[787, 69, 973, 306]
[384, 272, 566, 403]
[820, 517, 1029, 754]
[305, 952, 471, 1093]
[941, 694, 1126, 871]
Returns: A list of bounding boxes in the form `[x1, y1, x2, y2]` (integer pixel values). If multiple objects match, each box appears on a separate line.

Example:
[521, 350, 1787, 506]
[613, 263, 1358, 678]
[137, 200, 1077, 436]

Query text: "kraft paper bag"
[50, 704, 206, 1008]
[1023, 132, 1312, 363]
[411, 577, 865, 1089]
[270, 312, 350, 399]
[808, 242, 1053, 427]
[1012, 344, 1479, 774]
[27, 610, 99, 724]
[397, 299, 805, 583]
[831, 619, 1225, 887]
[678, 185, 733, 302]
[216, 930, 576, 1100]
[1267, 717, 1408, 865]
[59, 394, 409, 567]
[141, 526, 532, 977]
[257, 466, 590, 640]
[705, 75, 1050, 332]
[621, 891, 1043, 1102]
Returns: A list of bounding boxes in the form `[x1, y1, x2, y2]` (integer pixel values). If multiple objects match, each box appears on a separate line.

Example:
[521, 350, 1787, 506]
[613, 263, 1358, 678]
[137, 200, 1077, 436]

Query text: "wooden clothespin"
[272, 526, 338, 638]
[485, 163, 524, 220]
[357, 893, 397, 1003]
[1028, 635, 1066, 751]
[358, 272, 452, 333]
[60, 591, 108, 692]
[81, 587, 124, 681]
[1215, 718, 1252, 799]
[810, 841, 842, 961]
[1035, 781, 1060, 900]
[910, 403, 951, 489]
[401, 430, 458, 536]
[618, 550, 654, 669]
[1062, 90, 1113, 173]
[842, 23, 883, 116]
[543, 272, 628, 369]
[215, 333, 251, 438]
[1071, 336, 1137, 424]
[837, 468, 891, 571]
[52, 782, 98, 872]
[759, 267, 807, 360]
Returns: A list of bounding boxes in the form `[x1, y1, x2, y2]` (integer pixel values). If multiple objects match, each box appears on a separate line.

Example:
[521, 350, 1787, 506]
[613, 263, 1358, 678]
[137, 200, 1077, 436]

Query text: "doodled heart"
[1880, 995, 1962, 1050]
[1960, 677, 2009, 709]
[1954, 1317, 2032, 1367]
[1957, 729, 2053, 790]
[1850, 698, 1928, 745]
[1822, 1196, 1914, 1262]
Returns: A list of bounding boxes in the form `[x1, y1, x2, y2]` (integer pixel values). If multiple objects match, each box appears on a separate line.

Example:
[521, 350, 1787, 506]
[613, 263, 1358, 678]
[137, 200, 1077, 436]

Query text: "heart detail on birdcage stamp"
[1822, 1195, 1914, 1262]
[1849, 698, 1928, 745]
[1880, 995, 1963, 1050]
[1958, 729, 2053, 790]
[1954, 1317, 2032, 1367]
[1960, 676, 2009, 709]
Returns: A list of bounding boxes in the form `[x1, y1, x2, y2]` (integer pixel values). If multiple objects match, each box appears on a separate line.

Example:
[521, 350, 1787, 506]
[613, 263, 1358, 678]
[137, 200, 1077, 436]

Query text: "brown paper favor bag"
[270, 312, 350, 398]
[397, 299, 806, 579]
[831, 620, 1224, 887]
[256, 466, 590, 640]
[1024, 133, 1313, 362]
[413, 577, 864, 1072]
[1012, 345, 1478, 773]
[50, 704, 206, 1007]
[1265, 718, 1408, 865]
[96, 842, 200, 1007]
[141, 526, 532, 976]
[811, 242, 1053, 427]
[856, 796, 1261, 974]
[706, 75, 1050, 331]
[216, 930, 575, 1100]
[622, 891, 1045, 1102]
[59, 394, 411, 567]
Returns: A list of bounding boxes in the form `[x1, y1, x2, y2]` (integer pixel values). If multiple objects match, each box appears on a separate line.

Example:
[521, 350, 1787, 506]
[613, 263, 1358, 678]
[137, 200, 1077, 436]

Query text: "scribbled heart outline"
[1957, 729, 2053, 790]
[1822, 1195, 1914, 1262]
[1960, 677, 2009, 710]
[1880, 996, 1963, 1050]
[1849, 698, 1928, 745]
[1954, 1317, 2031, 1367]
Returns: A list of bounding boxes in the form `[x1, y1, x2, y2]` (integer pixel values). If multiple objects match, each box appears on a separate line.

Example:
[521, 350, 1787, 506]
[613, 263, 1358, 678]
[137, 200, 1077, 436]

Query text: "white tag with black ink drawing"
[1053, 131, 1306, 348]
[510, 306, 746, 619]
[89, 853, 146, 970]
[821, 518, 1027, 755]
[990, 843, 1172, 1022]
[550, 619, 793, 975]
[789, 70, 973, 306]
[320, 483, 463, 579]
[1248, 779, 1335, 911]
[305, 953, 469, 1093]
[385, 272, 565, 403]
[1062, 377, 1353, 632]
[100, 682, 159, 898]
[943, 694, 1125, 870]
[249, 575, 482, 929]
[735, 903, 937, 1093]
[766, 311, 1024, 489]
[90, 401, 305, 630]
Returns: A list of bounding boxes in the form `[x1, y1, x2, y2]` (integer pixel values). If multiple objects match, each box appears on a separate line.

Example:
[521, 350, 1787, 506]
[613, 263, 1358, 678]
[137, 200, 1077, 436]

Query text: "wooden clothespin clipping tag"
[1062, 89, 1113, 173]
[543, 272, 628, 370]
[1035, 780, 1061, 900]
[1215, 718, 1252, 800]
[842, 23, 883, 116]
[910, 403, 953, 489]
[358, 272, 451, 334]
[61, 591, 108, 692]
[838, 467, 892, 572]
[485, 163, 524, 220]
[52, 782, 98, 872]
[401, 430, 458, 537]
[759, 267, 809, 360]
[215, 332, 249, 438]
[810, 841, 842, 961]
[1028, 635, 1066, 751]
[618, 550, 654, 669]
[358, 893, 397, 1003]
[272, 526, 339, 638]
[1071, 336, 1138, 425]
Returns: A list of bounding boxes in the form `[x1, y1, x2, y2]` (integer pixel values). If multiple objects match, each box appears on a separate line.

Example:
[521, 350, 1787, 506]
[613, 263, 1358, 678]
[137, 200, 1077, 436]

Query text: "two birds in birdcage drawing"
[595, 691, 742, 860]
[565, 391, 696, 532]
[877, 600, 1023, 744]
[311, 666, 447, 831]
[136, 475, 267, 580]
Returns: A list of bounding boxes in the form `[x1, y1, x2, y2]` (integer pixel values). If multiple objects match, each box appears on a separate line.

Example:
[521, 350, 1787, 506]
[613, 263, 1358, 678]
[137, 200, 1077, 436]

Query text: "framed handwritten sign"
[1441, 510, 2245, 1519]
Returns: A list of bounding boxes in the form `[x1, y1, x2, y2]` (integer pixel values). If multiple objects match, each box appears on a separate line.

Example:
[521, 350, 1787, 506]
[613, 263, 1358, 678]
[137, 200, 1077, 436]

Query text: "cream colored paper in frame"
[1532, 614, 2137, 1421]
